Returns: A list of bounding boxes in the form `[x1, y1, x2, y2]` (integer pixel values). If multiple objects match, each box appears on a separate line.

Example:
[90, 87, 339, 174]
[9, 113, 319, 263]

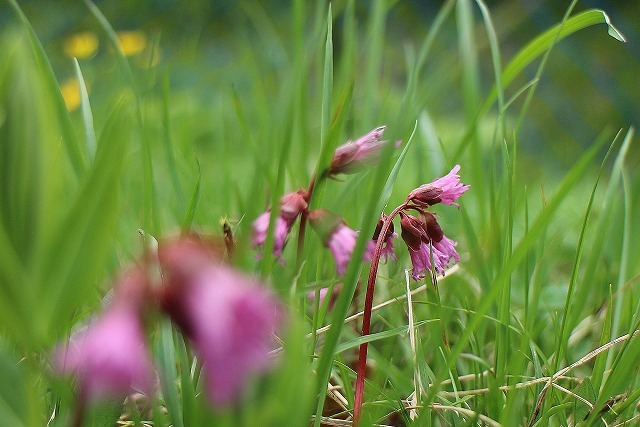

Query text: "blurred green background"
[1, 1, 639, 424]
[2, 0, 638, 170]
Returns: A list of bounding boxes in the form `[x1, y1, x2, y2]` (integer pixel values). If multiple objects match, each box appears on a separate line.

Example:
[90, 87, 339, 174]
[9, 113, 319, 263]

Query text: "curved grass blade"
[85, 0, 158, 233]
[5, 0, 86, 176]
[490, 9, 625, 111]
[72, 58, 97, 161]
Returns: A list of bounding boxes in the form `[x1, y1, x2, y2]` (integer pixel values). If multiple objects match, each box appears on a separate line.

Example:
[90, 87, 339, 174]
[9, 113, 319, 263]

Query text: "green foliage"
[0, 0, 638, 426]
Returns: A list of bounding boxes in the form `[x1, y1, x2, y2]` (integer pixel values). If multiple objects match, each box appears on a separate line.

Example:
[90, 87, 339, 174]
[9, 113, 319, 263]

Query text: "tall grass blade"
[73, 59, 97, 161]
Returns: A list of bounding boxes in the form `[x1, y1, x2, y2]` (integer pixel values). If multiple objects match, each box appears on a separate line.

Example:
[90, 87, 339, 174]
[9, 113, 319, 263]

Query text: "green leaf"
[490, 10, 625, 110]
[73, 59, 97, 162]
[5, 0, 86, 176]
[38, 99, 131, 343]
[335, 320, 433, 354]
[156, 320, 184, 427]
[0, 344, 26, 427]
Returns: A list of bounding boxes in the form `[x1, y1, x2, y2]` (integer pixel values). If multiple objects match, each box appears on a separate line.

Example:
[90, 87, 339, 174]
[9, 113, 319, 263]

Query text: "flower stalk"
[353, 165, 468, 425]
[353, 202, 406, 425]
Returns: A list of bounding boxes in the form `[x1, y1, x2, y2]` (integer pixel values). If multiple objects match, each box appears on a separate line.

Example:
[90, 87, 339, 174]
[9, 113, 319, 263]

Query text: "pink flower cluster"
[252, 190, 308, 259]
[253, 127, 400, 274]
[308, 165, 467, 280]
[401, 165, 469, 279]
[54, 235, 281, 409]
[252, 126, 469, 283]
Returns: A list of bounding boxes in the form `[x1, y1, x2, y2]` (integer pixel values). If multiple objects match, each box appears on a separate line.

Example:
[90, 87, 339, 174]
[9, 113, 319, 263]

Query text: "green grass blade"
[453, 8, 625, 161]
[320, 4, 333, 151]
[38, 99, 131, 342]
[570, 128, 633, 334]
[85, 0, 158, 233]
[554, 134, 618, 372]
[161, 70, 186, 209]
[72, 58, 97, 161]
[457, 0, 480, 117]
[336, 321, 433, 354]
[156, 320, 185, 427]
[4, 0, 86, 176]
[181, 159, 201, 233]
[608, 131, 635, 348]
[498, 10, 624, 107]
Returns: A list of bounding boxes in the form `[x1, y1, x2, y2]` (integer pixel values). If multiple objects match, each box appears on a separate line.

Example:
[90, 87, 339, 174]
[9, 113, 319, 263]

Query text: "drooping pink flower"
[364, 214, 398, 263]
[400, 212, 460, 280]
[330, 126, 398, 175]
[309, 210, 391, 275]
[327, 224, 359, 276]
[54, 303, 154, 400]
[158, 238, 281, 407]
[53, 268, 155, 401]
[252, 191, 308, 259]
[252, 212, 290, 258]
[406, 165, 470, 207]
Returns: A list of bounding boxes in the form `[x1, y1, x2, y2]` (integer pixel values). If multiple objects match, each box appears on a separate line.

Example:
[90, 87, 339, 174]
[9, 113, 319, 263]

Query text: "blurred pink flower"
[407, 165, 470, 207]
[309, 210, 385, 276]
[252, 191, 308, 259]
[252, 212, 290, 258]
[158, 238, 281, 407]
[327, 224, 359, 276]
[54, 303, 154, 400]
[330, 126, 398, 175]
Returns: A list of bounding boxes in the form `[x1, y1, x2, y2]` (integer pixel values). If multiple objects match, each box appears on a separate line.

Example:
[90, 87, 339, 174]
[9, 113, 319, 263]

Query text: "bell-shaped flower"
[309, 210, 362, 276]
[400, 212, 460, 280]
[253, 190, 308, 259]
[327, 224, 360, 276]
[54, 269, 154, 401]
[329, 126, 399, 176]
[406, 165, 470, 207]
[158, 238, 281, 407]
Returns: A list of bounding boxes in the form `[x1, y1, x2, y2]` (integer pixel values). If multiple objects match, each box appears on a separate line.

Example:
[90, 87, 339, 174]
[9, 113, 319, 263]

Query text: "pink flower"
[252, 212, 290, 258]
[53, 268, 154, 401]
[310, 210, 387, 276]
[407, 165, 470, 207]
[330, 126, 396, 175]
[364, 214, 398, 263]
[327, 224, 359, 276]
[158, 238, 281, 407]
[252, 191, 308, 259]
[400, 212, 460, 280]
[54, 303, 154, 400]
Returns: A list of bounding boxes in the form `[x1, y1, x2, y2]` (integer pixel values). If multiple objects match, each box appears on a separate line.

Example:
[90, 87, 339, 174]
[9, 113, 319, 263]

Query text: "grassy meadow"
[0, 0, 639, 425]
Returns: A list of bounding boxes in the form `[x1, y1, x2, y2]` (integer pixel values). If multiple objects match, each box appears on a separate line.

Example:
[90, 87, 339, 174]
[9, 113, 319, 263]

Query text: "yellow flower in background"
[63, 32, 99, 59]
[117, 30, 146, 56]
[60, 78, 81, 111]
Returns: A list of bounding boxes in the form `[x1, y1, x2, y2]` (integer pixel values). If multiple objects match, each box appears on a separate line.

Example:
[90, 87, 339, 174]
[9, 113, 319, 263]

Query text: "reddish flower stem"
[353, 202, 407, 425]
